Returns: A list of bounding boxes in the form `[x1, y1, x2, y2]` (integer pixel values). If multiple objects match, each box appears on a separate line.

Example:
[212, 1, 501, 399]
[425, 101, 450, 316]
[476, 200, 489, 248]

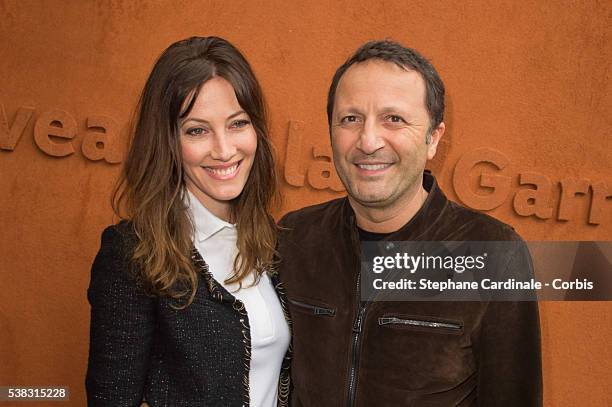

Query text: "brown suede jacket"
[277, 172, 542, 407]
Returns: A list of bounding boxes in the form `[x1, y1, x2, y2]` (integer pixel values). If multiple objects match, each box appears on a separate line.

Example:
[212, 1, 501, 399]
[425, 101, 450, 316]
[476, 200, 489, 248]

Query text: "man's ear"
[426, 122, 445, 160]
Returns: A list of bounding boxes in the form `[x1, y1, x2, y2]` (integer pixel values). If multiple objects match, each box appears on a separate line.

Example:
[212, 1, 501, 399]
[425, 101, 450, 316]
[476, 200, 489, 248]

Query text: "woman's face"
[179, 76, 257, 220]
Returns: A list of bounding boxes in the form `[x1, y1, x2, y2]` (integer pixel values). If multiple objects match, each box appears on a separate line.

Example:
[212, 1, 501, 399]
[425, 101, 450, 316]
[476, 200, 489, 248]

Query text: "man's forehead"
[335, 59, 427, 109]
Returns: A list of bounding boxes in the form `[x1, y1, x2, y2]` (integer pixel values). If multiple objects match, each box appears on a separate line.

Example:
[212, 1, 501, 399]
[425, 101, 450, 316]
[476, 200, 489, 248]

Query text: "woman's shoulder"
[90, 220, 150, 299]
[95, 220, 139, 268]
[88, 221, 154, 323]
[101, 219, 136, 238]
[99, 219, 137, 246]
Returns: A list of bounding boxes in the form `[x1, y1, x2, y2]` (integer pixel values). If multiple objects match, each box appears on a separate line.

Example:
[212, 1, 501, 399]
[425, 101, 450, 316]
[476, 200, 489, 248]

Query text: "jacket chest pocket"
[378, 315, 463, 335]
[289, 298, 336, 316]
[363, 314, 473, 391]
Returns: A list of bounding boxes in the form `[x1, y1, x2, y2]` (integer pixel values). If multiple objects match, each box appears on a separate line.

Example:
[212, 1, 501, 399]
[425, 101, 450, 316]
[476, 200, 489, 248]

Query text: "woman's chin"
[208, 187, 245, 203]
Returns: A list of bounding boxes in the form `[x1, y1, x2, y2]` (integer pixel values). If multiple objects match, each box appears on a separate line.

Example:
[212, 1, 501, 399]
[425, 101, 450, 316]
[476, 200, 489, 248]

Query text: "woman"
[86, 36, 291, 407]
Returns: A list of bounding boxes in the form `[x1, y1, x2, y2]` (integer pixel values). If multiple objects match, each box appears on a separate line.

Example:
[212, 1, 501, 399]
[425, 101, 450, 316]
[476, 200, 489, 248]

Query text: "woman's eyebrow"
[181, 117, 210, 126]
[180, 110, 247, 127]
[226, 110, 247, 120]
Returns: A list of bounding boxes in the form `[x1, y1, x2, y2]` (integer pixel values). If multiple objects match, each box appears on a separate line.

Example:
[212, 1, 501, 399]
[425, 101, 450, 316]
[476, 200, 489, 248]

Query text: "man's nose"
[356, 120, 384, 155]
[210, 132, 236, 161]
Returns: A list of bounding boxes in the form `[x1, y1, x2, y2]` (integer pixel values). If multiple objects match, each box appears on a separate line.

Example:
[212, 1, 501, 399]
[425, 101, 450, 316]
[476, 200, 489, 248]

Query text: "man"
[278, 40, 542, 406]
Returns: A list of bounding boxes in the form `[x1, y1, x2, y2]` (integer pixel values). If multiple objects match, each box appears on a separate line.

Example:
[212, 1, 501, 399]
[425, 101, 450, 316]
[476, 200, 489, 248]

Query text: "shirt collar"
[186, 190, 235, 242]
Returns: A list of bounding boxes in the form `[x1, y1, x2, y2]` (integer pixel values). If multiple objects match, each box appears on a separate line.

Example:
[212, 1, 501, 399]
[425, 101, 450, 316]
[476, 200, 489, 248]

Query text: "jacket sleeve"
[473, 243, 543, 406]
[85, 225, 155, 407]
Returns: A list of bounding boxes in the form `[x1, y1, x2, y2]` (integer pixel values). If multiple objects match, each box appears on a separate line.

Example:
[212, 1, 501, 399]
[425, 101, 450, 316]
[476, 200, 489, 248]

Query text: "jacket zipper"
[288, 299, 336, 316]
[347, 211, 367, 407]
[347, 291, 366, 407]
[378, 317, 462, 330]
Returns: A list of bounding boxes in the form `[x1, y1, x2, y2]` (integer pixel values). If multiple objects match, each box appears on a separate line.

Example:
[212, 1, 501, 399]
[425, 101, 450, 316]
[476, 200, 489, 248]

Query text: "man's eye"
[341, 115, 359, 124]
[185, 127, 207, 137]
[386, 115, 405, 123]
[231, 119, 251, 129]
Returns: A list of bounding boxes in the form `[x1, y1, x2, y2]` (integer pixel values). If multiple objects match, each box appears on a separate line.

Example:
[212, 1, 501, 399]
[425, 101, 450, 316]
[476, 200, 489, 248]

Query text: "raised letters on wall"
[1, 104, 121, 163]
[452, 148, 611, 225]
[2, 104, 610, 225]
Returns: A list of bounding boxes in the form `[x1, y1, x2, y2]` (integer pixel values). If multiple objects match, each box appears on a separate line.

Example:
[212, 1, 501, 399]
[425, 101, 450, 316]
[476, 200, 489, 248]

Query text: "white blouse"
[187, 191, 290, 407]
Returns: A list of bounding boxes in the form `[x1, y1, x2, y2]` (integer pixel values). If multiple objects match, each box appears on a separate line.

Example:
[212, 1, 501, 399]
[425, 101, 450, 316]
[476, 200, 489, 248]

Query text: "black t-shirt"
[357, 226, 391, 242]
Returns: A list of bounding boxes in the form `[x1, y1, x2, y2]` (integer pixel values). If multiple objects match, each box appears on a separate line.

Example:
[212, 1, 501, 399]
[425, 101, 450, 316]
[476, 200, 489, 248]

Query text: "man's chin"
[348, 190, 395, 208]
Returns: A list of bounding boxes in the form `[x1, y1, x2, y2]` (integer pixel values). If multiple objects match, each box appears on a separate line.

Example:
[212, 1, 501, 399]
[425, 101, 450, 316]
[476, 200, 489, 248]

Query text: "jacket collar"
[190, 245, 293, 324]
[342, 171, 449, 240]
[190, 246, 293, 405]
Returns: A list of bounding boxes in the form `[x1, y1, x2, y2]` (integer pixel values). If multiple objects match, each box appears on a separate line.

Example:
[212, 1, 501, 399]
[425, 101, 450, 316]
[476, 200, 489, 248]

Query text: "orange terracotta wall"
[1, 1, 610, 405]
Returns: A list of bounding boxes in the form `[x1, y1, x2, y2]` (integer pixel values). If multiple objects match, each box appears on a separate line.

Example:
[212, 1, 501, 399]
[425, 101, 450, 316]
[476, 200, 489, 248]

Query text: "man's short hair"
[327, 40, 445, 137]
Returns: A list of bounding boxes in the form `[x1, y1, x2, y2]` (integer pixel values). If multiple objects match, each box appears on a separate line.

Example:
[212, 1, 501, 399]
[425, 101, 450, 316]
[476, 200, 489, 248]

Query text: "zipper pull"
[352, 306, 366, 333]
[378, 317, 394, 325]
[315, 307, 335, 316]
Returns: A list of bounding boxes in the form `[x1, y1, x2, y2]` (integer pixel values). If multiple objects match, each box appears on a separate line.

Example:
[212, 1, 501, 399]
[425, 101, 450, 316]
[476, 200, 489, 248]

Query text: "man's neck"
[349, 183, 429, 234]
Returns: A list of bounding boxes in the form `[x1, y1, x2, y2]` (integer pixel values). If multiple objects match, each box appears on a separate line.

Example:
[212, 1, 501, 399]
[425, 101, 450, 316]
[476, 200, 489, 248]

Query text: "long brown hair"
[112, 36, 278, 306]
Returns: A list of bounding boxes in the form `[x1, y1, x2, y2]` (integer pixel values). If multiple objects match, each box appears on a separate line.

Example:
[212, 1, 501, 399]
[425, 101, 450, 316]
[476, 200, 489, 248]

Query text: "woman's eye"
[185, 127, 207, 137]
[231, 119, 251, 129]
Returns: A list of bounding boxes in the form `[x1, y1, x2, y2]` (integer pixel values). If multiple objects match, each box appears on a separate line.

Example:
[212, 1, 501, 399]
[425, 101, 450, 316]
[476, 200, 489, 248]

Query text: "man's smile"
[354, 161, 394, 174]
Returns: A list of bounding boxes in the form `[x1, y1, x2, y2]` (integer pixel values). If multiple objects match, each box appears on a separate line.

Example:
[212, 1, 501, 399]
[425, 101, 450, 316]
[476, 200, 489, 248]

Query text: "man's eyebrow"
[335, 107, 364, 115]
[379, 106, 408, 114]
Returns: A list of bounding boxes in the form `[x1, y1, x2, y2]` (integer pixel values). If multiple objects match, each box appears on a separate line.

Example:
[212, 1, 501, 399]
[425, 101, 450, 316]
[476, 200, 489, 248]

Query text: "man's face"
[331, 59, 444, 209]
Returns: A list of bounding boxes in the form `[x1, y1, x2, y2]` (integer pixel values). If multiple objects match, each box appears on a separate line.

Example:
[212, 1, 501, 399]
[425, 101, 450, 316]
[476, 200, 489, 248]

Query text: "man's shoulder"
[278, 197, 346, 229]
[440, 199, 523, 242]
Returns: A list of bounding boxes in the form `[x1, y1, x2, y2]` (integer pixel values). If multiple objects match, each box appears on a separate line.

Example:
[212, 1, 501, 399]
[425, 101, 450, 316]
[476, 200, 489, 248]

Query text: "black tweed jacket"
[85, 221, 292, 406]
